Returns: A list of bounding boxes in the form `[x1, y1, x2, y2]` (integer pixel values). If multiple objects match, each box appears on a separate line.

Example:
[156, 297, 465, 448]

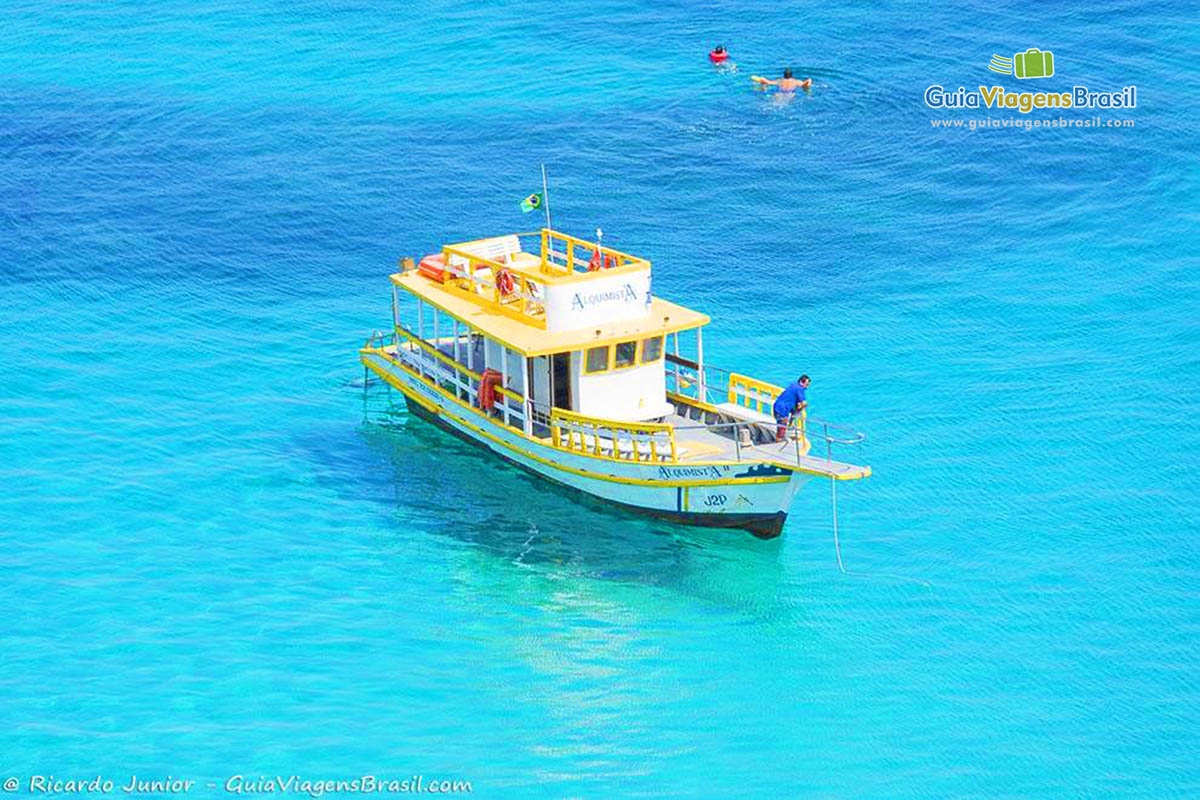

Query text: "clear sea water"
[2, 1, 1197, 796]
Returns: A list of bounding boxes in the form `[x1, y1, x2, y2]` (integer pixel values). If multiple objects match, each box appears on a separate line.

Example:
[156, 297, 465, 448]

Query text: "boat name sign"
[544, 267, 652, 331]
[658, 465, 725, 480]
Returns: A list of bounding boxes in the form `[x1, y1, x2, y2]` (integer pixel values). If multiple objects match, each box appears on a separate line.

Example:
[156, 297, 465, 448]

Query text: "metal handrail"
[362, 326, 529, 432]
[663, 351, 866, 464]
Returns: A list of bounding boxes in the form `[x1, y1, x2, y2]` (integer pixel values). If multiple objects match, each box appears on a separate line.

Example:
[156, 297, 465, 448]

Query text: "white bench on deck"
[445, 235, 545, 303]
[447, 234, 522, 271]
[715, 402, 775, 425]
[715, 375, 781, 427]
[597, 400, 677, 423]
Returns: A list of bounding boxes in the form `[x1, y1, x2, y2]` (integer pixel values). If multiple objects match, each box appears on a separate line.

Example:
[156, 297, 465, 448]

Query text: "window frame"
[612, 340, 639, 370]
[584, 345, 611, 374]
[640, 336, 663, 364]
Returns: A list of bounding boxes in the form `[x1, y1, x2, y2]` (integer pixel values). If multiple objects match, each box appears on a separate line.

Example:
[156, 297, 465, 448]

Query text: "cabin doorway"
[551, 352, 572, 411]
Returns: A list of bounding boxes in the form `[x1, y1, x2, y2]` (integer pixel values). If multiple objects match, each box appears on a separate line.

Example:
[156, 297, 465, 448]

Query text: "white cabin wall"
[505, 348, 524, 394]
[573, 358, 668, 420]
[484, 338, 504, 373]
[482, 337, 526, 395]
[531, 356, 551, 410]
[543, 267, 652, 332]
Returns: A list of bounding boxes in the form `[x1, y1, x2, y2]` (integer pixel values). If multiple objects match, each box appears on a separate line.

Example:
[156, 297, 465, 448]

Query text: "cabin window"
[641, 336, 663, 363]
[614, 341, 637, 369]
[585, 346, 610, 373]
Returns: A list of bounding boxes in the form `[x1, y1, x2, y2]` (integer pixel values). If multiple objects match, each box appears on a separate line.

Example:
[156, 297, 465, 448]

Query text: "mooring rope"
[830, 475, 932, 588]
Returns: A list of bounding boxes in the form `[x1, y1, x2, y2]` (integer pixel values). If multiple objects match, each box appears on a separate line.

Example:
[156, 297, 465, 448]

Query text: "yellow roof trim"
[391, 271, 710, 357]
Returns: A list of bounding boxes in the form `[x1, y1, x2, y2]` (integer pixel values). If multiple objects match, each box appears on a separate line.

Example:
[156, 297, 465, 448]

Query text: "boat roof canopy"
[392, 270, 709, 357]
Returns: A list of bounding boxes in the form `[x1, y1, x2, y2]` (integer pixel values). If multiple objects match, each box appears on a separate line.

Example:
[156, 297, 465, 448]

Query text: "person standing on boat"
[773, 375, 810, 441]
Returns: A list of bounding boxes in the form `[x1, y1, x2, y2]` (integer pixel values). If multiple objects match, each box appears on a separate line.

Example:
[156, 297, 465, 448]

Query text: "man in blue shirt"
[772, 374, 810, 441]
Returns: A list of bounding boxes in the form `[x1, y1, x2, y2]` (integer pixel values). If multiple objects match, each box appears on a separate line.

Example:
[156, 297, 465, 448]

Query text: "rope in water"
[832, 471, 847, 573]
[830, 471, 931, 589]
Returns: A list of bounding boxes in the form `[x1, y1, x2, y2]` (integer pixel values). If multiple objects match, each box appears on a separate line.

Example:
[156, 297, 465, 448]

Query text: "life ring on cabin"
[478, 368, 503, 411]
[496, 268, 516, 295]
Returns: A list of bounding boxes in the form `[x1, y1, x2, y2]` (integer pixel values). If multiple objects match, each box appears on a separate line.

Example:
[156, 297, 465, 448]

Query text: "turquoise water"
[3, 0, 1198, 796]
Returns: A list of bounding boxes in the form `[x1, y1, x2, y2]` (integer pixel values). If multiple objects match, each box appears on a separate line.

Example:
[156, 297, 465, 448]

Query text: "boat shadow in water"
[299, 392, 793, 611]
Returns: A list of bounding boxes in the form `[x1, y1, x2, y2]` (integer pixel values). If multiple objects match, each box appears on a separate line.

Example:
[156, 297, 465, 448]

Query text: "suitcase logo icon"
[988, 48, 1055, 79]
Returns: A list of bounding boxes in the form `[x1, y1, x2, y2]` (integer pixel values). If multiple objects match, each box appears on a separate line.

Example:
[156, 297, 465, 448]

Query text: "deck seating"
[447, 234, 522, 269]
[715, 402, 775, 425]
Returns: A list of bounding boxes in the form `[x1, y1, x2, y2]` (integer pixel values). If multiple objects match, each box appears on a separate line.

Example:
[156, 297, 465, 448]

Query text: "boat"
[359, 228, 870, 538]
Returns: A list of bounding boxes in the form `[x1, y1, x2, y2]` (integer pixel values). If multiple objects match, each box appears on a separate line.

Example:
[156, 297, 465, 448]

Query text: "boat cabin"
[389, 229, 714, 435]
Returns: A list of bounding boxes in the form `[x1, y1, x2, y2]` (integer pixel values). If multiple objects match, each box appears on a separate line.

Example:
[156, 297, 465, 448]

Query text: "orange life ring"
[496, 268, 516, 295]
[478, 368, 502, 411]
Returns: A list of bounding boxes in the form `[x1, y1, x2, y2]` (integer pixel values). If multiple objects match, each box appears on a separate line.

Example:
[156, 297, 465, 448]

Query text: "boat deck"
[400, 341, 868, 480]
[665, 414, 869, 478]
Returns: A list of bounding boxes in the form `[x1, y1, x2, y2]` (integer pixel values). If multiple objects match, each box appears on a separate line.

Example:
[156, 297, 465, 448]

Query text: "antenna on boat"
[541, 163, 552, 230]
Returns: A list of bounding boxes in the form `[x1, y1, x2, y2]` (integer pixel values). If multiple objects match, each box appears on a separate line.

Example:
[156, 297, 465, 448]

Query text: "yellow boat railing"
[550, 407, 677, 463]
[436, 245, 549, 329]
[397, 228, 653, 331]
[361, 326, 528, 431]
[727, 373, 781, 416]
[536, 229, 649, 277]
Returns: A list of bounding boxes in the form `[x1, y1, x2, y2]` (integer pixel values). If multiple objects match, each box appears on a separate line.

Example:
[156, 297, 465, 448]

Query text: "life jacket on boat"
[588, 249, 617, 271]
[478, 368, 503, 411]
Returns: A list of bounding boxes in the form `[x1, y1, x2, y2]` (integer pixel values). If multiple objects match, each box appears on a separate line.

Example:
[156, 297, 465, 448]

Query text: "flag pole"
[541, 163, 552, 231]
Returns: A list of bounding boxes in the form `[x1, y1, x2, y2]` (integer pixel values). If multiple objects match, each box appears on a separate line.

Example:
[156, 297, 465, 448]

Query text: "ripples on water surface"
[1, 0, 1197, 795]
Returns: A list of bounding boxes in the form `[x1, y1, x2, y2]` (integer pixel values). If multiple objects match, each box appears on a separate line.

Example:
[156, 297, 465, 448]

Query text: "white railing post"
[521, 353, 532, 435]
[416, 300, 425, 377]
[500, 346, 509, 426]
[453, 319, 461, 398]
[672, 332, 680, 394]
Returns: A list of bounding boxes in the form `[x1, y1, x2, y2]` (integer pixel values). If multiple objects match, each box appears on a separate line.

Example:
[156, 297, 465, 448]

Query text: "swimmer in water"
[709, 44, 736, 71]
[759, 68, 811, 91]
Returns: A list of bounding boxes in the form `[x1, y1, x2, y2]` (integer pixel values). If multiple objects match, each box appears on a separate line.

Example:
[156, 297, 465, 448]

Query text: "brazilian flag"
[520, 192, 543, 213]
